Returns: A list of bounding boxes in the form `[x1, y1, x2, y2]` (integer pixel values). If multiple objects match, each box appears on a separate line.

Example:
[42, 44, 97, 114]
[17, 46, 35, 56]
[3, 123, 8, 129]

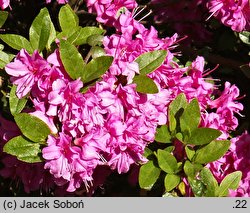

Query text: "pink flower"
[86, 0, 137, 25]
[207, 0, 250, 32]
[42, 133, 100, 192]
[0, 0, 9, 10]
[5, 49, 51, 98]
[174, 56, 214, 109]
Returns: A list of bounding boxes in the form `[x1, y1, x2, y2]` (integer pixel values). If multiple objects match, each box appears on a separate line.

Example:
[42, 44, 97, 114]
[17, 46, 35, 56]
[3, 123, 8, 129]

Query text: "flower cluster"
[0, 0, 246, 196]
[207, 0, 250, 32]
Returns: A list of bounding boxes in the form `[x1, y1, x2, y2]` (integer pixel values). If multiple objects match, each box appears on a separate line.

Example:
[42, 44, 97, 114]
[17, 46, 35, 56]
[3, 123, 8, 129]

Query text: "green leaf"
[164, 146, 175, 153]
[46, 15, 56, 50]
[59, 40, 85, 79]
[0, 11, 8, 28]
[239, 31, 250, 45]
[200, 167, 218, 197]
[157, 149, 178, 174]
[86, 34, 104, 46]
[155, 125, 171, 143]
[59, 4, 79, 33]
[57, 27, 80, 42]
[139, 160, 161, 190]
[188, 178, 206, 197]
[29, 8, 51, 52]
[180, 98, 200, 134]
[184, 160, 203, 179]
[18, 155, 43, 163]
[3, 136, 42, 163]
[185, 146, 195, 161]
[218, 171, 242, 197]
[81, 56, 113, 83]
[164, 174, 181, 192]
[168, 93, 187, 133]
[0, 34, 33, 54]
[168, 111, 176, 133]
[133, 75, 158, 94]
[14, 113, 51, 144]
[194, 140, 231, 164]
[143, 147, 154, 158]
[73, 27, 105, 46]
[187, 128, 221, 145]
[9, 85, 28, 115]
[135, 50, 167, 75]
[0, 50, 14, 69]
[169, 93, 188, 116]
[89, 46, 106, 59]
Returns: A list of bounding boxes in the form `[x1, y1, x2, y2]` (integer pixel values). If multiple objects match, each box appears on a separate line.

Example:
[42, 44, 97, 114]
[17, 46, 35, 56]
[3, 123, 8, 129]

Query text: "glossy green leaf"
[185, 146, 196, 161]
[14, 113, 51, 144]
[46, 15, 56, 50]
[29, 8, 51, 52]
[194, 140, 231, 164]
[168, 93, 188, 116]
[187, 128, 221, 145]
[59, 40, 85, 79]
[57, 27, 80, 42]
[157, 149, 178, 174]
[0, 34, 33, 54]
[168, 94, 187, 133]
[9, 85, 28, 115]
[133, 75, 158, 94]
[89, 46, 106, 58]
[164, 174, 181, 192]
[0, 11, 8, 28]
[3, 136, 42, 163]
[59, 4, 79, 33]
[168, 111, 176, 133]
[143, 147, 154, 158]
[200, 167, 218, 197]
[184, 160, 203, 179]
[135, 50, 167, 75]
[86, 34, 104, 46]
[155, 125, 171, 143]
[81, 56, 113, 83]
[180, 98, 200, 133]
[188, 178, 206, 197]
[0, 51, 14, 69]
[139, 160, 161, 190]
[164, 146, 175, 153]
[218, 171, 242, 197]
[73, 27, 105, 45]
[239, 31, 250, 45]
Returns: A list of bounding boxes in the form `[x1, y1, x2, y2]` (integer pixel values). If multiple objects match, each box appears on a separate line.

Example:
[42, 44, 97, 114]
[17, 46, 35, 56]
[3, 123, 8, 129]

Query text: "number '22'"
[235, 200, 247, 208]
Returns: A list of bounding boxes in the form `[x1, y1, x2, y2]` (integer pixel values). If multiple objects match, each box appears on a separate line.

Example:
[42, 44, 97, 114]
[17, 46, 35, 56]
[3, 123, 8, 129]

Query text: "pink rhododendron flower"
[43, 133, 100, 192]
[0, 0, 9, 10]
[207, 0, 250, 32]
[87, 0, 138, 25]
[5, 49, 51, 98]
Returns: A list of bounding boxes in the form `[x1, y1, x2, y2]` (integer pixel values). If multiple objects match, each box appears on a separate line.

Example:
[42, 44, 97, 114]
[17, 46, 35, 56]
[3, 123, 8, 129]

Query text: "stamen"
[203, 64, 219, 77]
[132, 6, 147, 19]
[138, 10, 153, 22]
